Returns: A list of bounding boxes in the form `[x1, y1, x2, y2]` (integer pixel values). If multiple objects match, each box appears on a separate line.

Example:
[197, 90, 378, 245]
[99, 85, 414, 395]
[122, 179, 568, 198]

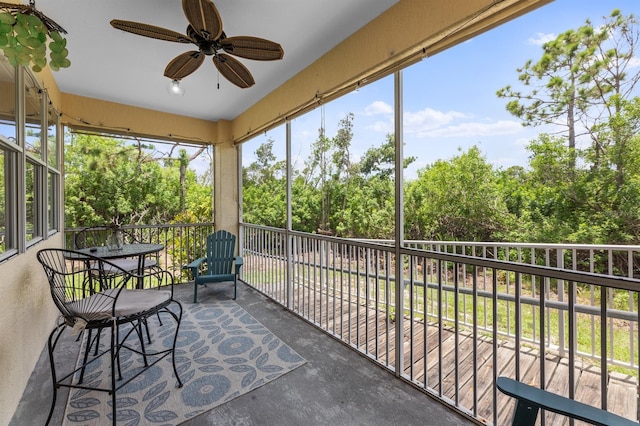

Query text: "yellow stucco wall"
[61, 94, 218, 145]
[0, 236, 63, 425]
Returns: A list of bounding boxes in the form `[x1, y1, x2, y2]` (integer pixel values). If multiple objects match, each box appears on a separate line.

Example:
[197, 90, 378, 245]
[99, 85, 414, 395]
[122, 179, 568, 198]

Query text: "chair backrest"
[39, 248, 173, 324]
[204, 230, 236, 275]
[75, 226, 110, 249]
[37, 248, 115, 322]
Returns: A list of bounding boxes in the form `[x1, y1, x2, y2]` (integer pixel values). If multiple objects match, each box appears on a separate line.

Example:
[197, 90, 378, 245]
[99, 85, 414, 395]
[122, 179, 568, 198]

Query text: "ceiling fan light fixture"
[168, 79, 185, 96]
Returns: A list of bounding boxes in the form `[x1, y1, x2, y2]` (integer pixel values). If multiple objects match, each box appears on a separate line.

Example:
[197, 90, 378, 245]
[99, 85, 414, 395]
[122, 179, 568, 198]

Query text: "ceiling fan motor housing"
[188, 25, 225, 56]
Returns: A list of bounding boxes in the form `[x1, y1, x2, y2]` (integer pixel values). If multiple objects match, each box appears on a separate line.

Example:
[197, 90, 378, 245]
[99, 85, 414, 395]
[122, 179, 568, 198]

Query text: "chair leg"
[110, 321, 117, 426]
[143, 318, 152, 344]
[94, 329, 101, 355]
[45, 325, 65, 426]
[511, 399, 539, 426]
[233, 277, 237, 300]
[166, 302, 185, 388]
[136, 321, 149, 367]
[194, 280, 198, 303]
[78, 328, 94, 384]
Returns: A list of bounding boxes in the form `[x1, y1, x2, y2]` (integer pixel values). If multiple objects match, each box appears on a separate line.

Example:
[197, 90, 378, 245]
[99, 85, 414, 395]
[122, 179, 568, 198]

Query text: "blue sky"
[242, 0, 640, 180]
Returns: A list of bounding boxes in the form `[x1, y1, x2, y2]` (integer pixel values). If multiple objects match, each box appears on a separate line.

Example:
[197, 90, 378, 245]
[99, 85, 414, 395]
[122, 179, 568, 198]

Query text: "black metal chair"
[37, 248, 183, 426]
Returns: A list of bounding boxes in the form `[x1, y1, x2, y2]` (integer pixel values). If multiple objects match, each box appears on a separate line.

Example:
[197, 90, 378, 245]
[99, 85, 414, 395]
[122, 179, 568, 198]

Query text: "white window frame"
[0, 60, 61, 262]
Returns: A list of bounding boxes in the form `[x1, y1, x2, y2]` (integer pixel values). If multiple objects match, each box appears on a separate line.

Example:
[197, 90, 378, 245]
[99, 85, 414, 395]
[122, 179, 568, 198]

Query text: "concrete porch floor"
[9, 281, 474, 425]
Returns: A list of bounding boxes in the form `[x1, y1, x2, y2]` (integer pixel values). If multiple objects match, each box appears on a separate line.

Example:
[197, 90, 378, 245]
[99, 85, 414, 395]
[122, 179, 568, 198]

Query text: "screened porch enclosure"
[9, 1, 640, 424]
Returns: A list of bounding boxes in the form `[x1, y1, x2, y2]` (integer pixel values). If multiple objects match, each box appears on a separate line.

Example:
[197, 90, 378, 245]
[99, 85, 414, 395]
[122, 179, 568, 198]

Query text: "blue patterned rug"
[63, 300, 306, 425]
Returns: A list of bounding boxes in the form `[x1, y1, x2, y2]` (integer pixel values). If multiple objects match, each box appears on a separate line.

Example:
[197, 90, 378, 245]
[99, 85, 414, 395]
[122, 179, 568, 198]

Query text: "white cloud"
[363, 104, 525, 142]
[369, 120, 393, 134]
[404, 107, 467, 132]
[407, 118, 523, 139]
[363, 101, 393, 116]
[528, 32, 556, 46]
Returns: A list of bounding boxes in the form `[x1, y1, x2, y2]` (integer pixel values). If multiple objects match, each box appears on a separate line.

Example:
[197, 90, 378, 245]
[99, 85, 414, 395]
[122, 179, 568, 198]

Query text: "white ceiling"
[33, 0, 399, 122]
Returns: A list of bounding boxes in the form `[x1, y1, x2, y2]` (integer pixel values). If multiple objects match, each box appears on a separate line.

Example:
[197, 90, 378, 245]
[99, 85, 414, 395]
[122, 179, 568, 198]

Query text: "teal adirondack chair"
[186, 230, 243, 302]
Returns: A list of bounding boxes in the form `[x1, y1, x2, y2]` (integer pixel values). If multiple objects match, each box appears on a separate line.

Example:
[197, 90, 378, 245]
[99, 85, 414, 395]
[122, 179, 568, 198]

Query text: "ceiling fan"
[110, 0, 284, 89]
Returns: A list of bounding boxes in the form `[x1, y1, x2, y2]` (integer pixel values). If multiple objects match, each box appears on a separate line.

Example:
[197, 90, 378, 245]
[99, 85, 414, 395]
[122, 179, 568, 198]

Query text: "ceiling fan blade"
[221, 36, 284, 61]
[182, 0, 223, 41]
[213, 54, 255, 89]
[164, 51, 205, 79]
[110, 20, 192, 43]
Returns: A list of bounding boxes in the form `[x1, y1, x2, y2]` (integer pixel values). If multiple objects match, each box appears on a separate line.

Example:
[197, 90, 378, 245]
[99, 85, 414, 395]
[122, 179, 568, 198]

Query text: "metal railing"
[64, 223, 215, 282]
[240, 223, 640, 425]
[62, 222, 640, 423]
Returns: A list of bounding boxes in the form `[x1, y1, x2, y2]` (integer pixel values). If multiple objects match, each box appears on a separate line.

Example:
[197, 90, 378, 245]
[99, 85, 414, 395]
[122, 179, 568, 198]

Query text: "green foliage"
[405, 146, 514, 241]
[242, 137, 287, 228]
[0, 12, 70, 72]
[359, 133, 416, 179]
[243, 115, 416, 238]
[494, 9, 640, 244]
[64, 133, 207, 227]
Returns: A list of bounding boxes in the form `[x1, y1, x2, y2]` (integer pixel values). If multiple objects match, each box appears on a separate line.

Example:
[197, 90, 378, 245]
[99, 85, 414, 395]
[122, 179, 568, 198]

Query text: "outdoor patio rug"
[62, 299, 306, 425]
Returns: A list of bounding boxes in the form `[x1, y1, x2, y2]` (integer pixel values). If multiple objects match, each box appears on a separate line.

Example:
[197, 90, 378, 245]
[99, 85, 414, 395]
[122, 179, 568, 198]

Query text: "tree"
[243, 137, 285, 185]
[574, 96, 640, 243]
[513, 135, 576, 242]
[497, 10, 640, 169]
[359, 133, 416, 179]
[497, 9, 640, 245]
[405, 146, 514, 241]
[301, 113, 355, 234]
[242, 116, 418, 238]
[64, 133, 199, 227]
[242, 138, 287, 228]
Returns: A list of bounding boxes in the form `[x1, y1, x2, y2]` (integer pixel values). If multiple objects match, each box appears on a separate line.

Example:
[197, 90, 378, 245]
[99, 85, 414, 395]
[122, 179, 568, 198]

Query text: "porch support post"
[286, 121, 293, 310]
[394, 70, 405, 375]
[213, 123, 240, 237]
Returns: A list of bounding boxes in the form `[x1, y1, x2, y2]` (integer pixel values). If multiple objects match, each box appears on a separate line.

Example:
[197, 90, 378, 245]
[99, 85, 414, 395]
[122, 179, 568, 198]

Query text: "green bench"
[497, 376, 639, 426]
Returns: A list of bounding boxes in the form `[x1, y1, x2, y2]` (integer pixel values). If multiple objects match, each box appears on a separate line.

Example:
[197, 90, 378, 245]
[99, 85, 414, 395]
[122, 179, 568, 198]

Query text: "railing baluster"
[453, 261, 460, 406]
[539, 273, 546, 426]
[471, 265, 478, 416]
[601, 284, 608, 410]
[558, 248, 566, 357]
[437, 258, 443, 397]
[492, 268, 499, 426]
[515, 271, 521, 381]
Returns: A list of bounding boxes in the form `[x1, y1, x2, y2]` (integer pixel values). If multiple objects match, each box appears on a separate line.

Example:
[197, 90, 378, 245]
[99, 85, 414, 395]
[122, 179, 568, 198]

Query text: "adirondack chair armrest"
[497, 376, 639, 426]
[234, 256, 243, 274]
[184, 257, 206, 277]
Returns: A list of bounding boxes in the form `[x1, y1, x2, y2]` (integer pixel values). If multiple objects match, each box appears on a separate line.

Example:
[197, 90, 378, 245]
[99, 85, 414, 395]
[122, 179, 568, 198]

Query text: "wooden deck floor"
[265, 286, 638, 425]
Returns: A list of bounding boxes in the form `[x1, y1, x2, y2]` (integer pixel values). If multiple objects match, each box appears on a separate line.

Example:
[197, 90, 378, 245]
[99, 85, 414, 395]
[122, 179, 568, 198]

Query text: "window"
[0, 54, 60, 260]
[47, 103, 58, 168]
[0, 142, 19, 257]
[0, 55, 16, 144]
[0, 56, 17, 257]
[25, 72, 43, 160]
[25, 160, 37, 242]
[48, 169, 59, 233]
[47, 103, 60, 234]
